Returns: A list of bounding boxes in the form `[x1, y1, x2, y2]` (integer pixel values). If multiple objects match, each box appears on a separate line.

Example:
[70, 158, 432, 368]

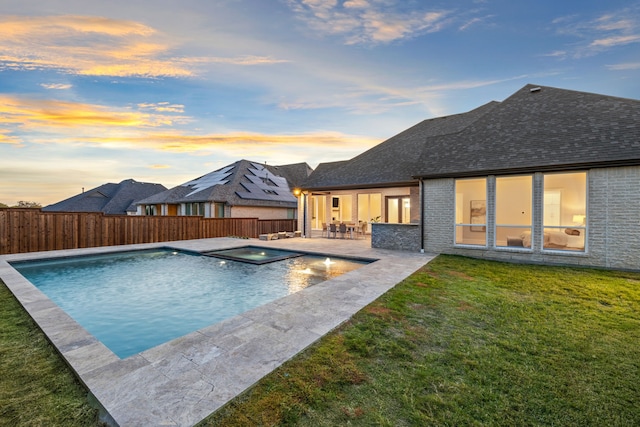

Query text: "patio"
[0, 236, 431, 426]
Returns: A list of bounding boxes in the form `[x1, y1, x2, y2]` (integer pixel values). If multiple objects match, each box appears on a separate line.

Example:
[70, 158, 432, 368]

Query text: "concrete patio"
[0, 236, 434, 426]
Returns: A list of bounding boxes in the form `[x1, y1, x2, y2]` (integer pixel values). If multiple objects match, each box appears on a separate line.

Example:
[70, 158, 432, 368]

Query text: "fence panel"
[257, 219, 296, 235]
[0, 209, 299, 255]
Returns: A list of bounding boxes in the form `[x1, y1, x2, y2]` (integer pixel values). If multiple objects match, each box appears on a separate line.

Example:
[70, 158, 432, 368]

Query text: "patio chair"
[328, 223, 337, 238]
[360, 222, 367, 238]
[339, 223, 347, 239]
[321, 223, 328, 237]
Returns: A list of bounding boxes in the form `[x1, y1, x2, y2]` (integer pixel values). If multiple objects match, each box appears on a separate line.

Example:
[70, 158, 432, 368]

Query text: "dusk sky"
[1, 0, 639, 206]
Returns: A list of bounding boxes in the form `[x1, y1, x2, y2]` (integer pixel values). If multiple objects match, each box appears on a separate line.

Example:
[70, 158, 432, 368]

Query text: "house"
[298, 84, 640, 271]
[42, 179, 167, 215]
[298, 97, 499, 231]
[136, 159, 312, 219]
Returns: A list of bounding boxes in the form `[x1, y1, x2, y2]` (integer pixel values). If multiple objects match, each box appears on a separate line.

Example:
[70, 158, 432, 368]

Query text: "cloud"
[205, 55, 291, 65]
[0, 15, 290, 77]
[40, 83, 73, 90]
[0, 129, 22, 145]
[590, 34, 640, 47]
[138, 102, 185, 113]
[606, 62, 640, 70]
[286, 0, 457, 45]
[0, 95, 190, 131]
[550, 5, 640, 58]
[76, 131, 379, 157]
[149, 164, 171, 169]
[0, 94, 377, 157]
[459, 14, 494, 31]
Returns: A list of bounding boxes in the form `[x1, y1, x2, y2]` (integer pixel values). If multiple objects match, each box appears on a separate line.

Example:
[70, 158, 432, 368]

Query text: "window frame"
[454, 177, 488, 247]
[541, 171, 588, 253]
[494, 174, 533, 251]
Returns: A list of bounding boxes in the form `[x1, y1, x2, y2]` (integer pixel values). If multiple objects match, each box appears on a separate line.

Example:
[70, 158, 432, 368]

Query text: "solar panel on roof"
[234, 164, 297, 202]
[183, 165, 234, 197]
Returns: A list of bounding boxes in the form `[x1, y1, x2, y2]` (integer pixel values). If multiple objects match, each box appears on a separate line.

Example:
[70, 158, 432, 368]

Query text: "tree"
[0, 202, 8, 208]
[13, 201, 42, 208]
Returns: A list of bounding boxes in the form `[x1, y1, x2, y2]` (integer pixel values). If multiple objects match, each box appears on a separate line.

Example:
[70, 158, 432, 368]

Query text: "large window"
[145, 205, 157, 216]
[358, 193, 381, 225]
[496, 175, 532, 248]
[214, 202, 225, 218]
[331, 195, 352, 223]
[386, 196, 410, 224]
[455, 178, 487, 246]
[543, 172, 586, 251]
[185, 202, 206, 216]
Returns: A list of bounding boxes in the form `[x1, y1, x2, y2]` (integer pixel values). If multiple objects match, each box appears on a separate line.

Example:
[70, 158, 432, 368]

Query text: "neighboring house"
[42, 179, 167, 215]
[299, 84, 640, 271]
[136, 159, 312, 219]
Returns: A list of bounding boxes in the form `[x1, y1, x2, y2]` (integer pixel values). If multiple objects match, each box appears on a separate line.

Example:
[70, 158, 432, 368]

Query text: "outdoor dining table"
[327, 223, 360, 239]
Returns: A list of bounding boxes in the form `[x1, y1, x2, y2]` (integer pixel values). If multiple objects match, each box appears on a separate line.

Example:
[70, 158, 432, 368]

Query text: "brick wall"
[421, 166, 640, 271]
[229, 206, 293, 219]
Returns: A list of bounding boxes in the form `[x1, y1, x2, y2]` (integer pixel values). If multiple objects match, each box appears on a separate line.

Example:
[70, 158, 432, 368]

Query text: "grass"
[2, 255, 639, 426]
[203, 255, 640, 426]
[0, 282, 101, 426]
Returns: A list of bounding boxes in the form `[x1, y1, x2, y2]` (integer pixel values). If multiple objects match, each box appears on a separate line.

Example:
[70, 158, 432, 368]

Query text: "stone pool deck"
[0, 237, 435, 426]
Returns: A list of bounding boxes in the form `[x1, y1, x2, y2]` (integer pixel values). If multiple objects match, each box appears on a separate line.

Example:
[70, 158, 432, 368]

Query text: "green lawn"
[2, 255, 639, 426]
[204, 255, 640, 426]
[0, 282, 101, 426]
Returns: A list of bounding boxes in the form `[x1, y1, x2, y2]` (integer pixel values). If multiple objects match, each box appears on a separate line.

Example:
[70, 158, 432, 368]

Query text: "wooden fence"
[0, 209, 297, 255]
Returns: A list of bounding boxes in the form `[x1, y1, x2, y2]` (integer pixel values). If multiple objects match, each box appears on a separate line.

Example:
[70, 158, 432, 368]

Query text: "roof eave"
[301, 180, 418, 192]
[413, 158, 640, 180]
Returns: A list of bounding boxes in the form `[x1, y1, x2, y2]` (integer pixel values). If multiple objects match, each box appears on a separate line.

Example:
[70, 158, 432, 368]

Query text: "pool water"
[12, 248, 368, 359]
[204, 246, 303, 264]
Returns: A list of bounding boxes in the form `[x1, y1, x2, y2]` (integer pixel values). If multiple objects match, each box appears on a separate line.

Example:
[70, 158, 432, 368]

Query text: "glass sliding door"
[310, 195, 327, 229]
[357, 193, 381, 233]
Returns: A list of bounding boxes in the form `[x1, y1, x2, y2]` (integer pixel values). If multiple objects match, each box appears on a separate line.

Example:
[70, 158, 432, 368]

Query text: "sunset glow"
[1, 1, 639, 205]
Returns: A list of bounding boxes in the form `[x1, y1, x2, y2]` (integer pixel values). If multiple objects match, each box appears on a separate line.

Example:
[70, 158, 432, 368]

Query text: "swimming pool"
[11, 247, 369, 359]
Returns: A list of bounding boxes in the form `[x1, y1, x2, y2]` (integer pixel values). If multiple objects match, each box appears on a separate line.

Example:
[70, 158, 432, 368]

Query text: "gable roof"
[301, 84, 640, 190]
[414, 84, 640, 179]
[42, 179, 167, 215]
[271, 162, 313, 188]
[302, 100, 499, 190]
[137, 159, 310, 208]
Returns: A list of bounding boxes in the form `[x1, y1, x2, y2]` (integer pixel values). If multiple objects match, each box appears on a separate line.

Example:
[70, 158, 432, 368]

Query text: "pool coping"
[0, 237, 434, 426]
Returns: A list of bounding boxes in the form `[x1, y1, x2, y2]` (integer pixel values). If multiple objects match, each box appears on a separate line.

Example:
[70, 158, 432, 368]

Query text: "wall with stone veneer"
[371, 223, 421, 251]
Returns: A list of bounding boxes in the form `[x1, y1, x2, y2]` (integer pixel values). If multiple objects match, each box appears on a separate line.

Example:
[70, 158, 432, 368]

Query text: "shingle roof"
[301, 101, 499, 190]
[414, 84, 640, 178]
[272, 162, 313, 188]
[137, 159, 310, 208]
[301, 84, 640, 189]
[42, 179, 167, 215]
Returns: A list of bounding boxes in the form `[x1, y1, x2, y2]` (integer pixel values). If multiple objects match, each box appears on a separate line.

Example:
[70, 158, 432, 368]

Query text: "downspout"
[420, 178, 425, 253]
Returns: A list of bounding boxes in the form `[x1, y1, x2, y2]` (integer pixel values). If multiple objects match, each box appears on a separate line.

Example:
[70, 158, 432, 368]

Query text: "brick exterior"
[229, 205, 293, 220]
[421, 167, 640, 271]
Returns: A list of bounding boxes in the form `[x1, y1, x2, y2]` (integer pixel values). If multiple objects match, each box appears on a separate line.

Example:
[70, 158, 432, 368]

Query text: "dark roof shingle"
[137, 160, 311, 208]
[42, 179, 167, 215]
[302, 84, 640, 189]
[414, 84, 640, 178]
